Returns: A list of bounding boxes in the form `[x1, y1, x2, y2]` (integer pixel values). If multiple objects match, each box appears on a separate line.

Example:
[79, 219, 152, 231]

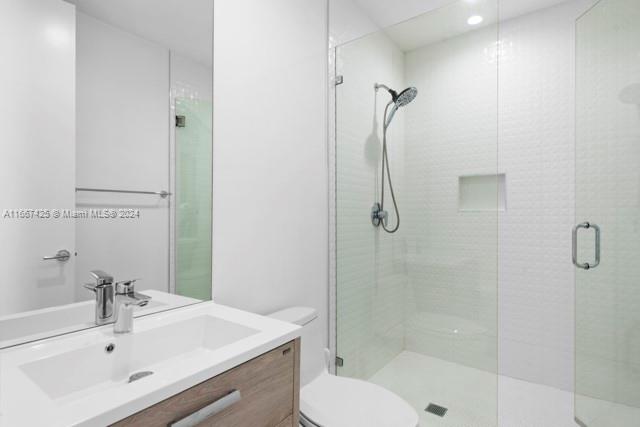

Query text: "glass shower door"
[175, 98, 213, 301]
[575, 0, 640, 425]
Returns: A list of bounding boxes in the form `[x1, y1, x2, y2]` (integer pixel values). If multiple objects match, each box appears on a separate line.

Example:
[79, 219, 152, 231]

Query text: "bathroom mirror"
[0, 0, 213, 348]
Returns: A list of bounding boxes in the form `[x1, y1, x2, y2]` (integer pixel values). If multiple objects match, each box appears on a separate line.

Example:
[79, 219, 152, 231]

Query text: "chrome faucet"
[83, 271, 151, 332]
[84, 270, 115, 325]
[114, 279, 151, 333]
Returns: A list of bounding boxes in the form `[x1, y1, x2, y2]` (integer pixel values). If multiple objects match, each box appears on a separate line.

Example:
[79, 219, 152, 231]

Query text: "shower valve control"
[371, 203, 388, 227]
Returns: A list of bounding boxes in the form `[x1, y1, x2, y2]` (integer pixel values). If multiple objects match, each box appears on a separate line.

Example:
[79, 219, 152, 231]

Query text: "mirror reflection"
[0, 0, 213, 348]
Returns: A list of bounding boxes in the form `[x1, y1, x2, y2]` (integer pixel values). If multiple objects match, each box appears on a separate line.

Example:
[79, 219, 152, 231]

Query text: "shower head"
[395, 87, 418, 107]
[375, 83, 418, 128]
[375, 83, 418, 107]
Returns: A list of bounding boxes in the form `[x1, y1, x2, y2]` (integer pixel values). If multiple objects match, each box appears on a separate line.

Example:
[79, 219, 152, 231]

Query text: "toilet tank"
[268, 307, 323, 386]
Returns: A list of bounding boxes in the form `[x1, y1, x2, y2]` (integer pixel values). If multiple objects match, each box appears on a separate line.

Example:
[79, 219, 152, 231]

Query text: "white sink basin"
[0, 302, 300, 427]
[21, 315, 258, 400]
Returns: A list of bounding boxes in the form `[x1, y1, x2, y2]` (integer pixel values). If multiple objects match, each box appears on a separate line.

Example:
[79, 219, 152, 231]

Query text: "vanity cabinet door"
[112, 339, 300, 427]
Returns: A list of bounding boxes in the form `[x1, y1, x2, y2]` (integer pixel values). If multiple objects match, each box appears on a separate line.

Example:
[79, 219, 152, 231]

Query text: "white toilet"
[269, 307, 419, 427]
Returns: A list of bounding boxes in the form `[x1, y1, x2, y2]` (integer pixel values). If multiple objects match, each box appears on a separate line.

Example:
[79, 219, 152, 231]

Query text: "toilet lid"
[300, 372, 418, 427]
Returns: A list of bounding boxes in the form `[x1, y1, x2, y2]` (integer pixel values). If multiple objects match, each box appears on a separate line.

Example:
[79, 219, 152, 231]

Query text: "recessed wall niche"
[458, 174, 506, 212]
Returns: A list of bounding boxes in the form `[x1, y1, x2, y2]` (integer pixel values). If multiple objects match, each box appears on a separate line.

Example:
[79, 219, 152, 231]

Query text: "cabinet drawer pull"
[169, 389, 242, 427]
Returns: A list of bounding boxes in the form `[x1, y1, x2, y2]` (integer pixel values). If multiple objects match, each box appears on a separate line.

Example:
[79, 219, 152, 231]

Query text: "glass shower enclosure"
[333, 1, 499, 425]
[174, 98, 213, 301]
[575, 0, 640, 425]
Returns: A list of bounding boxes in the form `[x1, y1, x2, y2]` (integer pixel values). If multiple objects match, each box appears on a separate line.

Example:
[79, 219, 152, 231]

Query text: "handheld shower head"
[395, 87, 418, 107]
[375, 83, 418, 127]
[372, 83, 419, 234]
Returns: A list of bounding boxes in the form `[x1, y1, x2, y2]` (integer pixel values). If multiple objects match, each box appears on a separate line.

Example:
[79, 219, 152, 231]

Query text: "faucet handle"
[116, 279, 139, 295]
[84, 282, 98, 293]
[90, 270, 113, 286]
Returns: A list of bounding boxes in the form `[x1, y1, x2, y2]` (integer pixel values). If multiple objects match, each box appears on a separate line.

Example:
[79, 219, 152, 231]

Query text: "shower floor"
[368, 351, 639, 427]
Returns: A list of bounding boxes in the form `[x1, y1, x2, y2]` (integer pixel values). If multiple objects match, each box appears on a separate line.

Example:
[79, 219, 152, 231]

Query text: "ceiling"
[384, 0, 499, 51]
[352, 0, 574, 30]
[66, 0, 213, 67]
[342, 0, 578, 50]
[67, 0, 579, 62]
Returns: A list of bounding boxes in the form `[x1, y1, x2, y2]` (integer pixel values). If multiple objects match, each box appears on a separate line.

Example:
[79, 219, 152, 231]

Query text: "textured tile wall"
[403, 25, 499, 374]
[497, 1, 597, 392]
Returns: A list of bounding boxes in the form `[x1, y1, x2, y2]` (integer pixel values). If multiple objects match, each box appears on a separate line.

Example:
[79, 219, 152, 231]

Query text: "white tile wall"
[402, 23, 499, 374]
[496, 1, 592, 392]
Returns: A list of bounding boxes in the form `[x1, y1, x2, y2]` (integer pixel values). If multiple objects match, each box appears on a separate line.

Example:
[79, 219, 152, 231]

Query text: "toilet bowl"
[269, 307, 419, 427]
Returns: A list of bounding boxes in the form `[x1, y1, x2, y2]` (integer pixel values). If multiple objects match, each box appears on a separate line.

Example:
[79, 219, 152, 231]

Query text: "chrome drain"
[128, 371, 153, 383]
[425, 403, 448, 417]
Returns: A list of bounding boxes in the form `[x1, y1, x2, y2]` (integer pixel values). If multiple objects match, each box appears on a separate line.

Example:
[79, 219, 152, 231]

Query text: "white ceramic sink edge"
[0, 302, 301, 427]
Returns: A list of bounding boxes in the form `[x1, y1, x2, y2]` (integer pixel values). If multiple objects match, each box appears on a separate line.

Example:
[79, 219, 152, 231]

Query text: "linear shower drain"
[425, 403, 448, 417]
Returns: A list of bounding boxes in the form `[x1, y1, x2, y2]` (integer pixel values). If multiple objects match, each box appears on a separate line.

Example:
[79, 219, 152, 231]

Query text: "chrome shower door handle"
[572, 222, 600, 270]
[592, 223, 601, 269]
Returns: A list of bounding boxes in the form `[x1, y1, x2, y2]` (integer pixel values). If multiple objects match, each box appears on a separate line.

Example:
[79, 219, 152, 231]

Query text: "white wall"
[0, 0, 76, 315]
[75, 12, 170, 297]
[212, 0, 329, 386]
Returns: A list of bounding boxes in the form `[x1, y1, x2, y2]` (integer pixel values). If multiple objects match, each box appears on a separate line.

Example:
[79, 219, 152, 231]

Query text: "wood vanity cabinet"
[112, 339, 300, 427]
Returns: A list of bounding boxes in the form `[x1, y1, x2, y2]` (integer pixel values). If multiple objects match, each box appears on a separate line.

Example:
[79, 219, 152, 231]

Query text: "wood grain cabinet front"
[112, 339, 300, 427]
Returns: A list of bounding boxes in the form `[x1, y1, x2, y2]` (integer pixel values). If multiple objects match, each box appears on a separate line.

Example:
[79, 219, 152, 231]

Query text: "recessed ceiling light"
[467, 15, 484, 26]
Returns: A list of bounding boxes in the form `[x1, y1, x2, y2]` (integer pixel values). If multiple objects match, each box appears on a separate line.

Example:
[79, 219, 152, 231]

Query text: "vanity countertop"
[0, 302, 300, 427]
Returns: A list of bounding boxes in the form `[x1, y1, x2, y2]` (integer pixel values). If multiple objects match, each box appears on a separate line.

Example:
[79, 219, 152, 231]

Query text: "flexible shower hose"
[380, 101, 400, 233]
